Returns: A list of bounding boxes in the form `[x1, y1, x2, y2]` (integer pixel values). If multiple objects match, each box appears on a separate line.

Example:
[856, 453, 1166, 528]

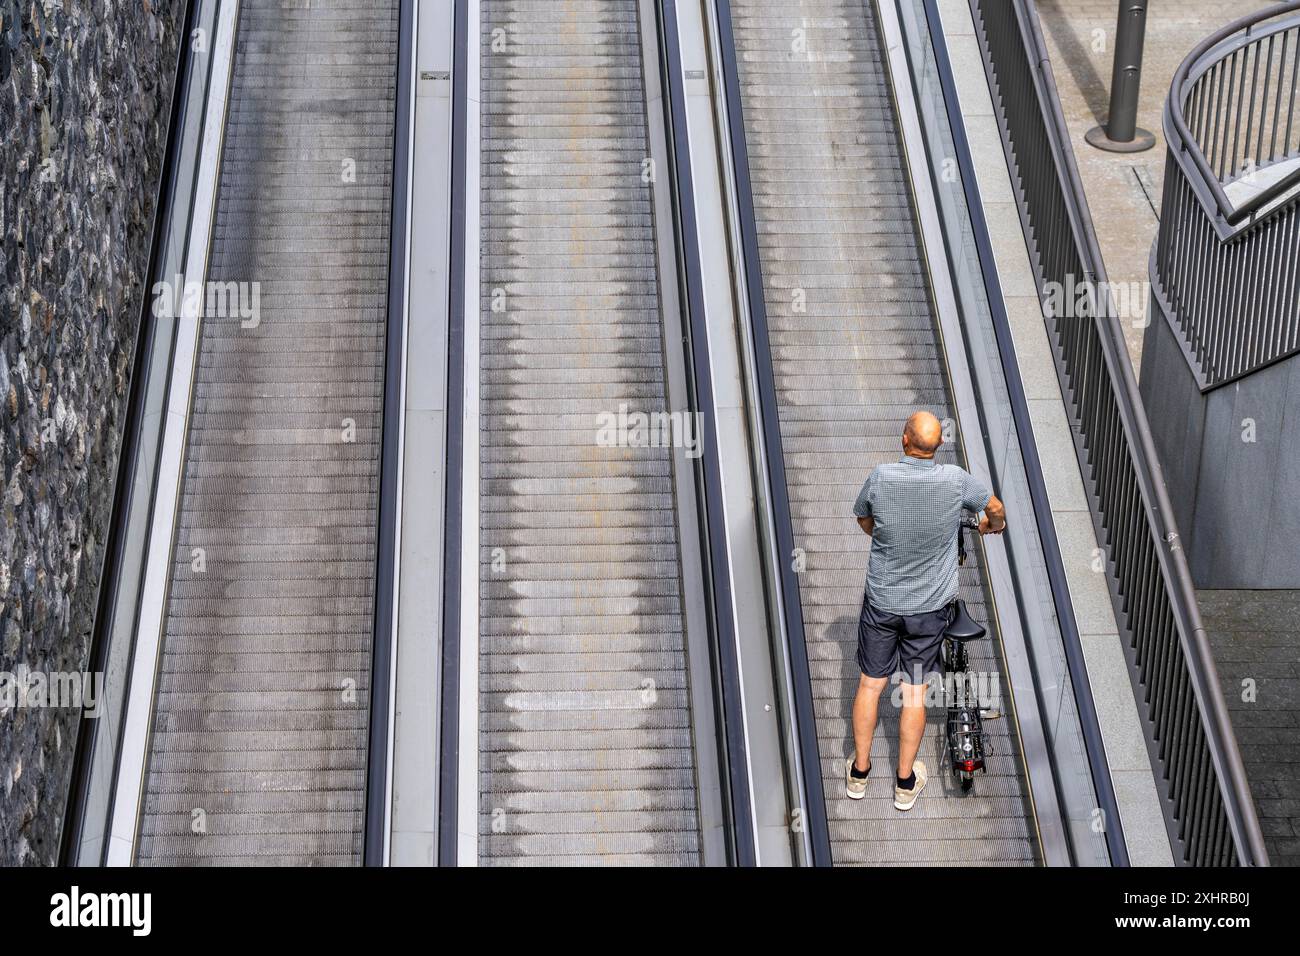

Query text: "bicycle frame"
[945, 516, 988, 790]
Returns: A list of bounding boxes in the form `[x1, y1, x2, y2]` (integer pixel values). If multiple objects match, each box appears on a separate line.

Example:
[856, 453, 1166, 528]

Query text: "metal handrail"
[1168, 2, 1300, 230]
[365, 0, 415, 867]
[656, 0, 757, 866]
[970, 0, 1268, 865]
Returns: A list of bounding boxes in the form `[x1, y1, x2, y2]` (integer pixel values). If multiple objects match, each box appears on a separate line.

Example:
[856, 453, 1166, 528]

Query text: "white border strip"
[454, 0, 482, 868]
[105, 0, 241, 868]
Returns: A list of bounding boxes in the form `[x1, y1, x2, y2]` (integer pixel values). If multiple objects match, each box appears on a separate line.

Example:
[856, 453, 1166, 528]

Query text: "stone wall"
[1, 0, 186, 865]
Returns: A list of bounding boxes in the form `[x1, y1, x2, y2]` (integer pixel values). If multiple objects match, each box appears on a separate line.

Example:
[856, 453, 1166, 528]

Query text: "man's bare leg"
[896, 680, 926, 777]
[851, 674, 889, 772]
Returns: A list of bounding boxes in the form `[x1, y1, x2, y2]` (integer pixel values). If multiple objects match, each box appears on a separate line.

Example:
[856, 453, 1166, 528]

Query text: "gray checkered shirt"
[852, 455, 991, 615]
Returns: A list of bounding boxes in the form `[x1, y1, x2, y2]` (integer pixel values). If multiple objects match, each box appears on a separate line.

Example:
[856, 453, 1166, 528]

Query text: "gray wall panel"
[1144, 294, 1300, 587]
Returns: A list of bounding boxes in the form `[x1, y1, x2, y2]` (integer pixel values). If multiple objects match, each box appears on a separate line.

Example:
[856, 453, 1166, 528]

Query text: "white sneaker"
[845, 757, 870, 800]
[893, 759, 927, 811]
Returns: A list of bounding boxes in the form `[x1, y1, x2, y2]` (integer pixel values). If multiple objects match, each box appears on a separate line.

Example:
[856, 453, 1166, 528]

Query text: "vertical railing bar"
[1281, 217, 1290, 358]
[1284, 27, 1294, 153]
[1221, 50, 1238, 180]
[1210, 59, 1227, 177]
[1209, 65, 1221, 155]
[1230, 236, 1247, 378]
[1257, 34, 1275, 164]
[1233, 47, 1249, 177]
[1243, 42, 1261, 178]
[1194, 73, 1207, 147]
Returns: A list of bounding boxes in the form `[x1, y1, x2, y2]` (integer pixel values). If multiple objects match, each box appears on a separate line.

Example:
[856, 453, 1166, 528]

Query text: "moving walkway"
[133, 0, 401, 865]
[726, 0, 1039, 865]
[439, 0, 733, 866]
[64, 0, 407, 866]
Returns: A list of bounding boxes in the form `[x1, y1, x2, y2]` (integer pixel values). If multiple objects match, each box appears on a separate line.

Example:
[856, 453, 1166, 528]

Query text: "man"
[845, 411, 1005, 810]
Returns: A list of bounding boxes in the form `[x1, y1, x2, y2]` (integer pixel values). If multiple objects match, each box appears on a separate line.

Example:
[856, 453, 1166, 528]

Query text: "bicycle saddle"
[945, 599, 987, 642]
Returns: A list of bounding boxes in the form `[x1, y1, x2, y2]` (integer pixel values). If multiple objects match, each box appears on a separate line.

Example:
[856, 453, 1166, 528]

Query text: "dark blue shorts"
[856, 594, 948, 684]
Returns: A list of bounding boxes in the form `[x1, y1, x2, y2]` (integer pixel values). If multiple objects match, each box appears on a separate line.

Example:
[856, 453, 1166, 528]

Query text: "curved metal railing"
[970, 0, 1268, 866]
[1155, 2, 1300, 388]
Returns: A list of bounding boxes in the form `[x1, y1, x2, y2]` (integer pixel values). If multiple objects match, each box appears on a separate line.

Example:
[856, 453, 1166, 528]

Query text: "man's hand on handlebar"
[978, 494, 1007, 535]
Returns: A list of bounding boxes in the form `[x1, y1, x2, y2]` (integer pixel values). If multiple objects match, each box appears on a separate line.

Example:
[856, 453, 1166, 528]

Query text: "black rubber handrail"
[712, 0, 833, 867]
[1168, 2, 1300, 228]
[58, 0, 200, 867]
[918, 0, 1129, 865]
[364, 0, 415, 867]
[657, 0, 757, 867]
[436, 0, 469, 868]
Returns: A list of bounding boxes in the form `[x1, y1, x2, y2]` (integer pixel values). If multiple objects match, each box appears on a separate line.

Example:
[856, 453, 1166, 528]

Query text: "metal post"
[1087, 0, 1157, 151]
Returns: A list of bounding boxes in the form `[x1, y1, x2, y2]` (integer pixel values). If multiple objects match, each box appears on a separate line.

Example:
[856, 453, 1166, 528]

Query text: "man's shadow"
[1037, 0, 1111, 124]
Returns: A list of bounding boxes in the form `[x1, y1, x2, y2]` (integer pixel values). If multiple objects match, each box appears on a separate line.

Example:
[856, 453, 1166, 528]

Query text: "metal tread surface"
[729, 0, 1039, 866]
[134, 0, 398, 866]
[478, 0, 703, 866]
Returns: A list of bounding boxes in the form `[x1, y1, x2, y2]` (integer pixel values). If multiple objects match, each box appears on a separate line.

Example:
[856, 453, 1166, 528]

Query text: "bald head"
[902, 411, 943, 458]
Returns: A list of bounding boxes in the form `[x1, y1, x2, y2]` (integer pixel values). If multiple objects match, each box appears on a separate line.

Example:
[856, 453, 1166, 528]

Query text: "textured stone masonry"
[1, 0, 185, 865]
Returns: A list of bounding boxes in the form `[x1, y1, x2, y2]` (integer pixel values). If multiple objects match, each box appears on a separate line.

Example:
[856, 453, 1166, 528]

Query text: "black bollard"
[1086, 0, 1157, 152]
